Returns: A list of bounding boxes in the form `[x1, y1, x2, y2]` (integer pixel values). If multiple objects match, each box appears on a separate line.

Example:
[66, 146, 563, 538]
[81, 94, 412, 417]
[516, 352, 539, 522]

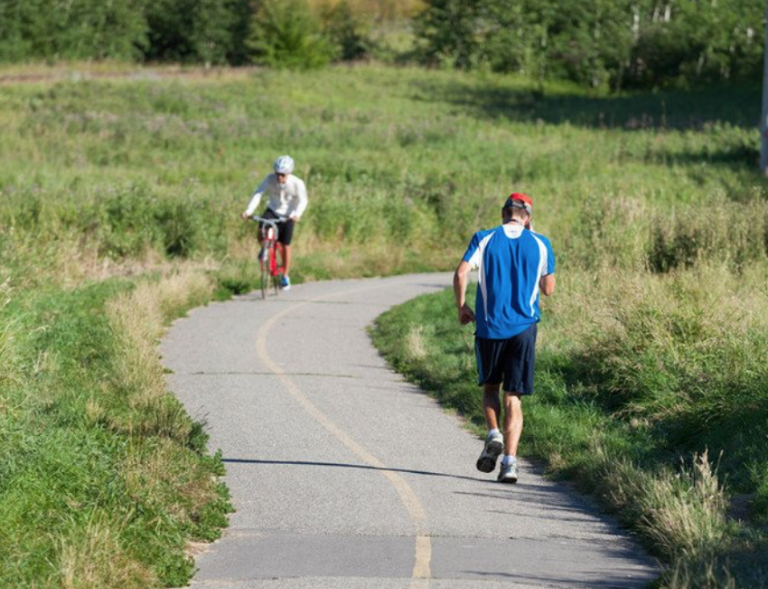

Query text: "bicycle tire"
[260, 252, 269, 299]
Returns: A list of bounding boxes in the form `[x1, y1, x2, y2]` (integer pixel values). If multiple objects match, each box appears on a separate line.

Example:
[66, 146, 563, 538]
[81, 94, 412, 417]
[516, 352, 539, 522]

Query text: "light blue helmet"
[274, 155, 294, 174]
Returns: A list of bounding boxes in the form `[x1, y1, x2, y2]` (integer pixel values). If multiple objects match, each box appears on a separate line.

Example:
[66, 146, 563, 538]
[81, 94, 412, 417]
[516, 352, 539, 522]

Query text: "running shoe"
[280, 275, 291, 290]
[476, 431, 504, 473]
[497, 461, 519, 484]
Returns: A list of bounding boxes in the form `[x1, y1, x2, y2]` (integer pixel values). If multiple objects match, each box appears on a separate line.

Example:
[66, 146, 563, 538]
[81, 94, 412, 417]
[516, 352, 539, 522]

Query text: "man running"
[241, 155, 308, 291]
[453, 193, 555, 483]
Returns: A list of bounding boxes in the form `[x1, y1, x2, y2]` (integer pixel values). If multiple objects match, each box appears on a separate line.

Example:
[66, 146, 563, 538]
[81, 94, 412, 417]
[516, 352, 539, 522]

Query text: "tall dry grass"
[373, 255, 768, 588]
[105, 267, 214, 441]
[60, 515, 157, 589]
[0, 279, 18, 389]
[599, 449, 727, 558]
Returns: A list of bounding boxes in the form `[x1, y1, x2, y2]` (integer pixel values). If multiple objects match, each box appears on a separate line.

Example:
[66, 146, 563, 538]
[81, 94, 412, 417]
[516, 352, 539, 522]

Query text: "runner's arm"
[539, 236, 556, 296]
[540, 274, 555, 296]
[453, 261, 475, 324]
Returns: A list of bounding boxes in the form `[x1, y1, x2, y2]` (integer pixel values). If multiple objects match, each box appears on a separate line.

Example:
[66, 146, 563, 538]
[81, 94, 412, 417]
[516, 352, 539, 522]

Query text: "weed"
[373, 268, 768, 587]
[2, 64, 767, 587]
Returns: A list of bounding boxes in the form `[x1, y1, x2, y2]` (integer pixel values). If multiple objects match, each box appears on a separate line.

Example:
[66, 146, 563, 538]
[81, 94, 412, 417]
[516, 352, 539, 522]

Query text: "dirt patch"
[0, 65, 260, 85]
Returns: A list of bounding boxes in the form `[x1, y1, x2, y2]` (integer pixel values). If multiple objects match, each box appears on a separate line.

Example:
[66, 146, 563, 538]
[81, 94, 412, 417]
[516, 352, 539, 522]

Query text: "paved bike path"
[160, 274, 657, 589]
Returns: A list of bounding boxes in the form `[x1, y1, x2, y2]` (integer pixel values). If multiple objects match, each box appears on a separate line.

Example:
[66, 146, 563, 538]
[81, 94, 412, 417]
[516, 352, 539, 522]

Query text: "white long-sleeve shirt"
[245, 174, 308, 218]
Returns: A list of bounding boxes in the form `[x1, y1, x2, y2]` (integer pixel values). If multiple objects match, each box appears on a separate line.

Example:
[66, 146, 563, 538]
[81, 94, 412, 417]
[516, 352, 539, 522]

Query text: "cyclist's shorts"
[475, 324, 537, 395]
[260, 208, 295, 245]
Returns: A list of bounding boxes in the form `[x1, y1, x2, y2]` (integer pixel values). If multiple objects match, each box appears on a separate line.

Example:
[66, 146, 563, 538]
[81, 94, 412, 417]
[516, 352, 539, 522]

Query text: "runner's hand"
[458, 304, 475, 325]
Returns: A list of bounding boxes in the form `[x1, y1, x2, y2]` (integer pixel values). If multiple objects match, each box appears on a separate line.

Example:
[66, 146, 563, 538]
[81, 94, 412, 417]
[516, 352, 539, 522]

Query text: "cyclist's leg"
[282, 246, 291, 275]
[278, 218, 295, 277]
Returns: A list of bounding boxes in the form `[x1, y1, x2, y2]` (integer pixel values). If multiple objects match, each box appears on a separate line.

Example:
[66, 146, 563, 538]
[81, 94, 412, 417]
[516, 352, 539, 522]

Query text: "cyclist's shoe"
[476, 431, 504, 473]
[280, 275, 291, 290]
[498, 460, 519, 484]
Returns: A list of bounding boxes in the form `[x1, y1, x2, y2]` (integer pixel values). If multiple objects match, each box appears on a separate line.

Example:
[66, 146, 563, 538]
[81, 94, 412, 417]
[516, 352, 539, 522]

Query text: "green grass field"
[1, 63, 767, 587]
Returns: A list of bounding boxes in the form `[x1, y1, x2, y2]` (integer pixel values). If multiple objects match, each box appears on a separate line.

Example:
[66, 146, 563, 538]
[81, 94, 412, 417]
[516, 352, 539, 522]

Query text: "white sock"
[502, 455, 516, 466]
[488, 428, 500, 438]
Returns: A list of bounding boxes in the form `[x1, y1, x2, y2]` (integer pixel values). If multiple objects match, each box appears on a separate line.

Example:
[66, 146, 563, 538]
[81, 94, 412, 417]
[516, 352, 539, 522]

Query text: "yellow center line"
[255, 283, 431, 586]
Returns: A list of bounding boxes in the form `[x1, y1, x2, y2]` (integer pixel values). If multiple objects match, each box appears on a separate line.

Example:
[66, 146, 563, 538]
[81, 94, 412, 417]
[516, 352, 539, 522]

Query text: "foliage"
[248, 0, 337, 69]
[415, 0, 765, 89]
[321, 0, 372, 61]
[372, 268, 768, 587]
[624, 0, 764, 89]
[143, 0, 249, 65]
[412, 0, 482, 69]
[0, 0, 148, 62]
[0, 276, 231, 588]
[0, 0, 367, 67]
[0, 63, 766, 585]
[2, 0, 760, 90]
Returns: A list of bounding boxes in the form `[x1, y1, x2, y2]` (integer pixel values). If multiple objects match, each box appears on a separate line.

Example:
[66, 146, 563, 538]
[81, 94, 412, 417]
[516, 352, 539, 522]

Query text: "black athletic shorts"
[475, 324, 537, 395]
[259, 208, 295, 245]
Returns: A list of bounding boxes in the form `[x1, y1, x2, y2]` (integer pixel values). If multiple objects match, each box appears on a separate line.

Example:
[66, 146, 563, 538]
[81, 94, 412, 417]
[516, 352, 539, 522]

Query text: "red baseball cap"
[503, 192, 533, 214]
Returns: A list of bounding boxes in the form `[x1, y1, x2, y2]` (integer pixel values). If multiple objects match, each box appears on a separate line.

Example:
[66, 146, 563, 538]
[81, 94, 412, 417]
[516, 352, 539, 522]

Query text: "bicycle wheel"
[260, 243, 270, 299]
[260, 259, 269, 299]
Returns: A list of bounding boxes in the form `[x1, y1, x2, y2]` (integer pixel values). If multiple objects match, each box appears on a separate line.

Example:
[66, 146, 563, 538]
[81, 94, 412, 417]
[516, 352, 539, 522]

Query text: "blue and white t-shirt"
[462, 223, 556, 340]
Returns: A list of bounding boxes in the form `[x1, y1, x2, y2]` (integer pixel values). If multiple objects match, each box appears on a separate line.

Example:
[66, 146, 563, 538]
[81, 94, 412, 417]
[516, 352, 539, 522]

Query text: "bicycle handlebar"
[249, 215, 289, 224]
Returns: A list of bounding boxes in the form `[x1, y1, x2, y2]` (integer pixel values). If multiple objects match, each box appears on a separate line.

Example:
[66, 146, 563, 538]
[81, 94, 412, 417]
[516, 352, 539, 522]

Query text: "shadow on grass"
[537, 349, 768, 495]
[415, 79, 760, 132]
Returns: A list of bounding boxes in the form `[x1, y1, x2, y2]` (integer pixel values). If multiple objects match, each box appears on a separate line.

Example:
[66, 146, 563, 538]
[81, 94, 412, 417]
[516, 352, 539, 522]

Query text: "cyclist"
[241, 155, 308, 291]
[453, 193, 555, 484]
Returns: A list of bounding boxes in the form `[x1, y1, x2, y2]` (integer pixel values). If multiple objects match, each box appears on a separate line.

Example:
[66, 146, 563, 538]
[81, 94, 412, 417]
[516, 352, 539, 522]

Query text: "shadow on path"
[222, 457, 488, 484]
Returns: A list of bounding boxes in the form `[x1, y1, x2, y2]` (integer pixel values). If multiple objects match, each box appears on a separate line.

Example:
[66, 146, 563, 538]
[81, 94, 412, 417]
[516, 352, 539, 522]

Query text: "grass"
[1, 65, 766, 281]
[0, 270, 232, 588]
[372, 263, 768, 587]
[0, 62, 766, 586]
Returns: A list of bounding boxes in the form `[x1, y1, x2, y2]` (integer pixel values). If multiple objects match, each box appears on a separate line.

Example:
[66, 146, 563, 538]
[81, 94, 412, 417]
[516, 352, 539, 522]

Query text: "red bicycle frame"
[251, 216, 286, 298]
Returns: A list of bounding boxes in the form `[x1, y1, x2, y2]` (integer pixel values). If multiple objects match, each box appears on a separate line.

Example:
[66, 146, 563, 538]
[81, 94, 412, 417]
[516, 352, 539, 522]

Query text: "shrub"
[414, 0, 764, 89]
[321, 0, 371, 62]
[247, 0, 336, 69]
[143, 0, 248, 65]
[413, 0, 481, 69]
[648, 201, 768, 272]
[0, 0, 148, 62]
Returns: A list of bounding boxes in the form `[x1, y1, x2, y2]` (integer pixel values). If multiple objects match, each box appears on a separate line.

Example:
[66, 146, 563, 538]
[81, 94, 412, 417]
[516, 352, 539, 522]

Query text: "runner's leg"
[482, 384, 501, 431]
[502, 393, 524, 457]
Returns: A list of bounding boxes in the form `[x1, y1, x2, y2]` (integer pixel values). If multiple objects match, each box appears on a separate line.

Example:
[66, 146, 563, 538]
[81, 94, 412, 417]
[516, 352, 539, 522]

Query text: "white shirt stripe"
[529, 233, 549, 317]
[468, 233, 495, 324]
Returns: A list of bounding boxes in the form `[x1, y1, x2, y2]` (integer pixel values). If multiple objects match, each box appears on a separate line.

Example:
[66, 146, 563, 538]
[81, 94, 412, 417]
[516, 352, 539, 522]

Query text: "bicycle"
[250, 215, 286, 299]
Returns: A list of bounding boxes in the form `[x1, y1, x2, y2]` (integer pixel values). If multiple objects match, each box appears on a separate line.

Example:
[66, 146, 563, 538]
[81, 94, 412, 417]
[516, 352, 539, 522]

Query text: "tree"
[414, 0, 764, 90]
[0, 0, 147, 63]
[247, 0, 336, 69]
[224, 0, 254, 66]
[143, 0, 247, 65]
[321, 0, 371, 62]
[192, 0, 239, 66]
[414, 0, 483, 69]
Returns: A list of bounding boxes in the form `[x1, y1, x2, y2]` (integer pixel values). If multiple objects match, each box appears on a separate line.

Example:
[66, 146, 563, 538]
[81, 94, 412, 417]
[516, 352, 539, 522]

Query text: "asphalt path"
[160, 274, 658, 589]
